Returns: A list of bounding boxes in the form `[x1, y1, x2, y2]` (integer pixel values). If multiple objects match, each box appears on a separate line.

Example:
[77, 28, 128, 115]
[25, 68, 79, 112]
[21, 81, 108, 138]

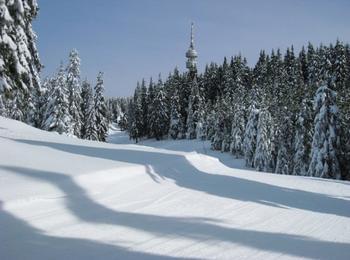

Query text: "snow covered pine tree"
[308, 80, 341, 179]
[93, 72, 108, 142]
[0, 0, 42, 124]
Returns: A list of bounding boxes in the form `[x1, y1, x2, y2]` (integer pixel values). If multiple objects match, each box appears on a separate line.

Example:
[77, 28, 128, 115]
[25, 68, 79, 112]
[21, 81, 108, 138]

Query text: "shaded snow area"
[1, 117, 350, 260]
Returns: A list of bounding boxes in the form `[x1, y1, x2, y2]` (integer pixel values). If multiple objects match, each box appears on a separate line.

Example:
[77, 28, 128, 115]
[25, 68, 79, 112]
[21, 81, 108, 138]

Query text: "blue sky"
[34, 0, 350, 97]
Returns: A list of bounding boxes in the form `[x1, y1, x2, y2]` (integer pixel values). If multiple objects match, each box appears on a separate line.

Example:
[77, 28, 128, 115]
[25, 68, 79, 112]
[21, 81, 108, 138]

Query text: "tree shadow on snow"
[8, 138, 350, 219]
[0, 202, 183, 260]
[1, 165, 350, 259]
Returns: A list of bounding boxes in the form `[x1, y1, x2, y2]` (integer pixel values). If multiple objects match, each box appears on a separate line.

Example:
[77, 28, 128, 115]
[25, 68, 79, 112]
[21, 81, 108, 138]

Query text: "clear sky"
[33, 0, 350, 97]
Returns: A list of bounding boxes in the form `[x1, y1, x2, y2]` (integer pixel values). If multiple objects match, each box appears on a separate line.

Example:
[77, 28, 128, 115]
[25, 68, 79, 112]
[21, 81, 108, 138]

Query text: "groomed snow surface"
[1, 116, 350, 260]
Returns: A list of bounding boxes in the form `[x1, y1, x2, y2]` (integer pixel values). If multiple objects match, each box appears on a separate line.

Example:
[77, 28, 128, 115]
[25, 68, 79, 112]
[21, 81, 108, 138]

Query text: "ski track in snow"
[0, 117, 350, 259]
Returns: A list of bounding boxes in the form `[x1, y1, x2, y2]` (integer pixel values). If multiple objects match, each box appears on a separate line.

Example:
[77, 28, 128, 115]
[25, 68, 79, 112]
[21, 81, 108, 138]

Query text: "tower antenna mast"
[186, 22, 198, 78]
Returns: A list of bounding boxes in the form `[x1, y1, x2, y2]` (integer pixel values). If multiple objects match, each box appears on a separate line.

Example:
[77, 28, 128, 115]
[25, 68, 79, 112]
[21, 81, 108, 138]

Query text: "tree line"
[1, 1, 349, 180]
[40, 51, 109, 141]
[118, 41, 350, 180]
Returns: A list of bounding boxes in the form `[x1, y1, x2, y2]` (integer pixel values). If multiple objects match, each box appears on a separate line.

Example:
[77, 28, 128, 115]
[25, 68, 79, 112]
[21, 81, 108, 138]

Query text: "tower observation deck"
[186, 22, 198, 76]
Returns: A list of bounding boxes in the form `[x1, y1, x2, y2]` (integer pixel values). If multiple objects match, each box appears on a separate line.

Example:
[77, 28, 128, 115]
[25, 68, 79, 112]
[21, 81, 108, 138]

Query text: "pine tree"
[166, 68, 185, 140]
[38, 78, 52, 128]
[332, 40, 350, 179]
[306, 42, 321, 97]
[196, 101, 207, 140]
[132, 82, 143, 141]
[127, 99, 139, 142]
[275, 113, 294, 175]
[80, 79, 93, 139]
[169, 86, 181, 139]
[0, 93, 6, 116]
[292, 98, 313, 175]
[221, 96, 233, 152]
[206, 106, 216, 141]
[186, 77, 201, 139]
[222, 56, 233, 98]
[230, 104, 245, 157]
[85, 106, 98, 141]
[269, 49, 284, 119]
[299, 46, 309, 84]
[163, 73, 173, 128]
[149, 76, 169, 140]
[118, 111, 128, 131]
[211, 124, 224, 151]
[32, 84, 48, 128]
[211, 101, 224, 151]
[253, 51, 269, 106]
[43, 64, 72, 134]
[243, 104, 259, 167]
[178, 72, 191, 138]
[24, 91, 37, 125]
[93, 72, 108, 142]
[66, 49, 82, 137]
[283, 46, 304, 116]
[140, 79, 148, 137]
[254, 109, 274, 172]
[340, 44, 350, 179]
[146, 78, 155, 138]
[9, 93, 23, 121]
[202, 62, 219, 103]
[106, 98, 121, 123]
[308, 80, 341, 179]
[0, 0, 41, 123]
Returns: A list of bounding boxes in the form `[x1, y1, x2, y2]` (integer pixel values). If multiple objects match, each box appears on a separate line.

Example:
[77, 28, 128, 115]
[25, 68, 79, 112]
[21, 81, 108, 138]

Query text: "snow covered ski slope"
[1, 116, 350, 259]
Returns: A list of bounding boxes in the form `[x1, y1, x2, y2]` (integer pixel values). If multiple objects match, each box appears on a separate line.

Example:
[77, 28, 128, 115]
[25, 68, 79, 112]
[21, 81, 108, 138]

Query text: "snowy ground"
[1, 117, 350, 259]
